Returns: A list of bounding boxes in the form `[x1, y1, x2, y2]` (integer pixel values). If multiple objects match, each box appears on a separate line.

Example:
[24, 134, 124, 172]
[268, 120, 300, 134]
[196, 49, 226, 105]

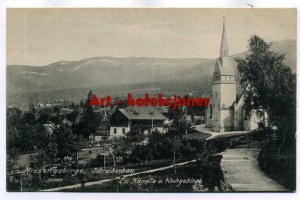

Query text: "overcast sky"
[7, 8, 296, 66]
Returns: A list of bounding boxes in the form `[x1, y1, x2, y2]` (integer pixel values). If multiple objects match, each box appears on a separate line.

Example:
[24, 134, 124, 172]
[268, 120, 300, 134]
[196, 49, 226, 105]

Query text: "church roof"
[217, 57, 235, 76]
[220, 26, 228, 57]
[215, 18, 235, 77]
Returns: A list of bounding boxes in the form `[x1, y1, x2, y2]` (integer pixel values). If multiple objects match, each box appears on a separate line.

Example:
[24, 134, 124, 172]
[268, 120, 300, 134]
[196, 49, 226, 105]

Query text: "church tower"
[206, 18, 237, 132]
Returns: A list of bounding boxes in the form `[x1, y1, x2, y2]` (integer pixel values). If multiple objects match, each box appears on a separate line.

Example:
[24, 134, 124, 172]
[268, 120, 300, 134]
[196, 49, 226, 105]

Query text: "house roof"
[118, 106, 167, 120]
[119, 109, 133, 119]
[155, 106, 169, 114]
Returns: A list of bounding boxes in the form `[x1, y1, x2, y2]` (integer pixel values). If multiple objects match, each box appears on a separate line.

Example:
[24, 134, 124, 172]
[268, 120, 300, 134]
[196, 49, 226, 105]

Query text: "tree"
[168, 106, 191, 135]
[192, 179, 209, 192]
[147, 131, 165, 159]
[130, 145, 153, 163]
[194, 141, 219, 191]
[125, 127, 146, 144]
[75, 90, 101, 138]
[168, 105, 182, 128]
[37, 135, 58, 167]
[23, 112, 35, 125]
[46, 137, 58, 165]
[55, 124, 83, 160]
[105, 137, 127, 166]
[170, 136, 183, 175]
[36, 109, 51, 124]
[7, 148, 19, 174]
[13, 123, 48, 154]
[235, 35, 296, 146]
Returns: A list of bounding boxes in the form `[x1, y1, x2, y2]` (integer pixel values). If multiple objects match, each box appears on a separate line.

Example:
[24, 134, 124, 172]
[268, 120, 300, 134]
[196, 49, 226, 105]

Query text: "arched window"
[209, 104, 213, 119]
[243, 106, 249, 120]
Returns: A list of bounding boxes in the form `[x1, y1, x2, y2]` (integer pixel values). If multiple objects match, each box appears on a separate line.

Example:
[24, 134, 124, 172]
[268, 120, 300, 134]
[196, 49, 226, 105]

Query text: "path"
[192, 124, 249, 140]
[39, 159, 196, 192]
[220, 148, 288, 191]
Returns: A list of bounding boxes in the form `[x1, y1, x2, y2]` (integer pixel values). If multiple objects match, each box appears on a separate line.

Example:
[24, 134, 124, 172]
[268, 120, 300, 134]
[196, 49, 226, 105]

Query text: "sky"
[7, 8, 296, 66]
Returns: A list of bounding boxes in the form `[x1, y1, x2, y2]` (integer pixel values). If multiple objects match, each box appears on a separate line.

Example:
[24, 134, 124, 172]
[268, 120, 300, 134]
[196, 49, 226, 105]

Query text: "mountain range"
[7, 39, 296, 106]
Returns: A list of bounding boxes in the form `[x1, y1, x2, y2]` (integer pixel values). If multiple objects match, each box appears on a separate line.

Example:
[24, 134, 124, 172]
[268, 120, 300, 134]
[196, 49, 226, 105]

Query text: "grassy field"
[22, 158, 191, 191]
[61, 162, 203, 192]
[61, 156, 230, 192]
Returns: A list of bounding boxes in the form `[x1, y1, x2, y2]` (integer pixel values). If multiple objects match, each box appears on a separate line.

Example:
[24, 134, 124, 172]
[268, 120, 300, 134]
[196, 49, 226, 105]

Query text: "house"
[60, 107, 74, 114]
[155, 106, 169, 118]
[205, 19, 267, 132]
[110, 106, 168, 136]
[37, 103, 45, 108]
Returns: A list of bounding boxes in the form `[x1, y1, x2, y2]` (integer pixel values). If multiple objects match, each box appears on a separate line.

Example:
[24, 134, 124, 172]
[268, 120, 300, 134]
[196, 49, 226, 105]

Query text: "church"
[205, 20, 267, 132]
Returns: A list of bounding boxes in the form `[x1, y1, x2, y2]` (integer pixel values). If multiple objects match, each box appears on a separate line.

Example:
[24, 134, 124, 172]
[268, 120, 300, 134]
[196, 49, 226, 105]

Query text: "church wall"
[234, 97, 266, 131]
[220, 82, 236, 108]
[212, 125, 221, 132]
[221, 76, 235, 81]
[209, 82, 235, 132]
[208, 81, 237, 132]
[205, 105, 211, 127]
[234, 100, 244, 130]
[243, 110, 259, 131]
[211, 84, 221, 130]
[220, 109, 233, 131]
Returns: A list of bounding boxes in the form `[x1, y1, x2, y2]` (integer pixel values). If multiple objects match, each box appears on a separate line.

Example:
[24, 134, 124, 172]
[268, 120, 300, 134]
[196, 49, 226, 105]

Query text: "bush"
[258, 141, 296, 191]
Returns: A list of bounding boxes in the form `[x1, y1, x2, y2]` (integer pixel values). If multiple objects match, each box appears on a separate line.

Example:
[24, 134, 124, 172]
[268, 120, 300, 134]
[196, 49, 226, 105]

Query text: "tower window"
[209, 104, 213, 119]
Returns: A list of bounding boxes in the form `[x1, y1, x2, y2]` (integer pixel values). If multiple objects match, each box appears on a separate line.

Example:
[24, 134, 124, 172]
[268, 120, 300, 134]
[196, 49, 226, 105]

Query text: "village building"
[109, 106, 167, 136]
[90, 107, 110, 143]
[205, 20, 267, 132]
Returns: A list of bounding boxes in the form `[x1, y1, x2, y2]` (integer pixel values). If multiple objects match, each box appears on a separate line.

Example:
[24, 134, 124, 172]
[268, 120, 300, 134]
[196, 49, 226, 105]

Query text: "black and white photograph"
[5, 8, 296, 192]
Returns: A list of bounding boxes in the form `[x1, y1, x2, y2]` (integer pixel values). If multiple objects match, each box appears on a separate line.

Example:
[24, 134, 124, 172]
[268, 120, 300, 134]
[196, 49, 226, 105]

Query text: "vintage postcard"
[6, 8, 296, 192]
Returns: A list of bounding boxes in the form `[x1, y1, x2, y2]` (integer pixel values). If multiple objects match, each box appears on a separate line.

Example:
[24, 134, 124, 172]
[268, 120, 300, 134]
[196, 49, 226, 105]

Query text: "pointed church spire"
[103, 105, 107, 118]
[220, 16, 228, 57]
